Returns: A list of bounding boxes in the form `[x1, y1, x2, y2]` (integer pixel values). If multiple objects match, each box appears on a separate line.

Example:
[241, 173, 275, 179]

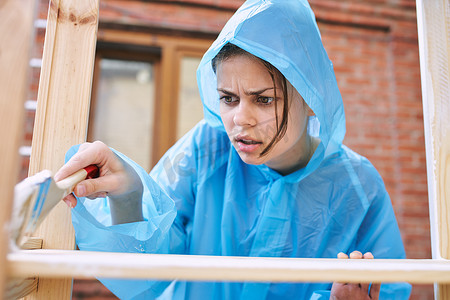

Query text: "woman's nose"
[233, 101, 256, 127]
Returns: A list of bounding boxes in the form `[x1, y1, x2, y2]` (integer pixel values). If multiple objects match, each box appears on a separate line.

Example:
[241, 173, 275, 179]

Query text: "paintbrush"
[10, 165, 99, 248]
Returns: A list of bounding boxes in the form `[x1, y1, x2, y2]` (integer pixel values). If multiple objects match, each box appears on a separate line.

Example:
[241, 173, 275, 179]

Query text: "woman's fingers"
[349, 251, 363, 259]
[350, 252, 368, 291]
[62, 193, 77, 208]
[350, 251, 371, 291]
[335, 251, 377, 297]
[55, 141, 127, 197]
[54, 146, 90, 182]
[62, 178, 109, 208]
[369, 283, 381, 299]
[362, 251, 379, 298]
[54, 141, 110, 182]
[73, 175, 122, 198]
[333, 251, 380, 299]
[343, 250, 373, 260]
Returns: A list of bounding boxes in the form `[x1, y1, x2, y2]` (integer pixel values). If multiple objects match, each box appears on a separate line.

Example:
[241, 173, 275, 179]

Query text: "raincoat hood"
[197, 0, 346, 158]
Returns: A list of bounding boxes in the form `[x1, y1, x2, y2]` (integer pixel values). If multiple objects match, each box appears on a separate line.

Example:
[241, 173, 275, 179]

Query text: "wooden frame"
[86, 46, 160, 170]
[174, 49, 208, 140]
[96, 28, 211, 166]
[86, 32, 209, 170]
[416, 0, 450, 298]
[0, 0, 36, 298]
[23, 0, 100, 298]
[6, 250, 450, 284]
[2, 0, 449, 299]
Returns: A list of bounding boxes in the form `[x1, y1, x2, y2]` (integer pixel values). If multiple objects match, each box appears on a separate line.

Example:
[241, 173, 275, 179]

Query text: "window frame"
[94, 28, 212, 167]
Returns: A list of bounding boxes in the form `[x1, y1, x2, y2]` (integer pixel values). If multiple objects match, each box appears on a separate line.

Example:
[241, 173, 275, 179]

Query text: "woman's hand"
[330, 251, 380, 300]
[54, 141, 143, 224]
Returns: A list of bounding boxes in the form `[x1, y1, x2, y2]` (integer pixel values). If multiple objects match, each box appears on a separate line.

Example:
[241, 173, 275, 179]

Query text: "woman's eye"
[258, 97, 274, 105]
[220, 96, 235, 104]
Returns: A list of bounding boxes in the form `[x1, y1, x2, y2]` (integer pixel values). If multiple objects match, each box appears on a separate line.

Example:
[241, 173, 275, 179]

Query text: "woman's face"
[217, 54, 315, 174]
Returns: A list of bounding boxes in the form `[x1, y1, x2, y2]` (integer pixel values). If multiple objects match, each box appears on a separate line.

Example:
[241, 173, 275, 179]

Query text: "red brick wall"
[312, 0, 429, 258]
[313, 2, 431, 298]
[24, 0, 431, 299]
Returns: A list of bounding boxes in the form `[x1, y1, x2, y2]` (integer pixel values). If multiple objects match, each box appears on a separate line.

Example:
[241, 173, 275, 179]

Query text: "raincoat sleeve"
[66, 140, 189, 299]
[67, 121, 219, 299]
[311, 151, 411, 300]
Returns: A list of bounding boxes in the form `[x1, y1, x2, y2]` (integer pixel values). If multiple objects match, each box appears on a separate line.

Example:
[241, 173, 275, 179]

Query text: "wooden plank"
[7, 250, 450, 284]
[5, 238, 42, 299]
[0, 0, 36, 298]
[152, 43, 179, 164]
[5, 278, 38, 300]
[97, 28, 214, 50]
[25, 0, 99, 299]
[21, 238, 43, 251]
[416, 0, 450, 299]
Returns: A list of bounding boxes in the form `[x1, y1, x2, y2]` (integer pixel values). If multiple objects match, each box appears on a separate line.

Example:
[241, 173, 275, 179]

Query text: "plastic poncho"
[69, 0, 412, 299]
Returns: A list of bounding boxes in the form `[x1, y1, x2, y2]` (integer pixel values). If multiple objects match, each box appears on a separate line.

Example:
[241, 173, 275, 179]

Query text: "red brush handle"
[55, 164, 100, 190]
[84, 164, 100, 179]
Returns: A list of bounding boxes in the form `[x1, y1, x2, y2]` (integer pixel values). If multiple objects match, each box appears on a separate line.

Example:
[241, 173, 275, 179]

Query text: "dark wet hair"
[212, 43, 289, 156]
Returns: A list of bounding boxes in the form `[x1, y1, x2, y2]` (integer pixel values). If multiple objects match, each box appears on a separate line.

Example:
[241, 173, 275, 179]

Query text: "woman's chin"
[236, 151, 265, 166]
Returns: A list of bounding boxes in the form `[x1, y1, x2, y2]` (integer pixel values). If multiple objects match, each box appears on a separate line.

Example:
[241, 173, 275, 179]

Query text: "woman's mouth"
[235, 137, 262, 153]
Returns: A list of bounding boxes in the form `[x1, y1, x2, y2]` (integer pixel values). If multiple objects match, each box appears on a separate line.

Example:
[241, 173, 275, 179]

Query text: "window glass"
[91, 58, 154, 171]
[177, 56, 204, 139]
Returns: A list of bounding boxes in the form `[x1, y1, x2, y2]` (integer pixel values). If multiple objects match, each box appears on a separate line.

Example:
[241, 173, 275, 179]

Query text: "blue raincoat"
[69, 0, 412, 299]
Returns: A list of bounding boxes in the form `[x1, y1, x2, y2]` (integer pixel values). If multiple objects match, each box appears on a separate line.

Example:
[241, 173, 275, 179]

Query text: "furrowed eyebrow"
[217, 87, 276, 97]
[217, 88, 239, 98]
[245, 87, 275, 96]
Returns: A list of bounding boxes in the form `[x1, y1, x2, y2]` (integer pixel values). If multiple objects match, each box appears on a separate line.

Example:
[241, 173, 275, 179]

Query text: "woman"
[55, 0, 411, 299]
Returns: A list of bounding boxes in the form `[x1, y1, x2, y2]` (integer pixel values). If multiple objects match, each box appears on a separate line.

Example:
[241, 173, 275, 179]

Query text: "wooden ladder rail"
[416, 0, 450, 299]
[23, 0, 100, 299]
[0, 0, 36, 299]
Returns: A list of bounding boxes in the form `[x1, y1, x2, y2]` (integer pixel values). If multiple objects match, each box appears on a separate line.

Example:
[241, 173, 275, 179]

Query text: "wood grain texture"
[25, 0, 99, 299]
[21, 238, 43, 251]
[0, 0, 35, 298]
[153, 43, 179, 164]
[439, 284, 450, 300]
[5, 239, 42, 298]
[7, 250, 450, 284]
[5, 278, 38, 300]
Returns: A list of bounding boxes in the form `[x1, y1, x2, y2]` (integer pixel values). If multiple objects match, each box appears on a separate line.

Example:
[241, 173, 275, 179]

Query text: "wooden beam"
[25, 0, 99, 299]
[6, 238, 42, 299]
[5, 278, 38, 300]
[416, 0, 450, 299]
[0, 0, 36, 298]
[150, 38, 210, 164]
[97, 28, 213, 51]
[7, 250, 450, 284]
[152, 42, 180, 164]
